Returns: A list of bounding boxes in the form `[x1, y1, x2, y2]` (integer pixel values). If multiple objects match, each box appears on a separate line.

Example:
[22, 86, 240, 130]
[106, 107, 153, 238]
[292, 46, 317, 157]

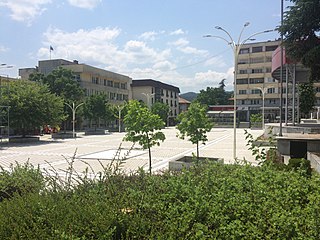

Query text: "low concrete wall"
[85, 129, 109, 135]
[52, 132, 75, 139]
[169, 156, 224, 171]
[9, 136, 40, 143]
[308, 152, 320, 173]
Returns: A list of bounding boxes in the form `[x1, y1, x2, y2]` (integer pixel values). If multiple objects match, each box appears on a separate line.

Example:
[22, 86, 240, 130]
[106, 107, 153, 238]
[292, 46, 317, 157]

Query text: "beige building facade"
[131, 79, 180, 124]
[19, 59, 132, 105]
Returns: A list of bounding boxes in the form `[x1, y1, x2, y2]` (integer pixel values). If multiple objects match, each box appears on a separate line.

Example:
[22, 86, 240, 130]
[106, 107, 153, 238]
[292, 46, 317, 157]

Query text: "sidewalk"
[0, 127, 263, 174]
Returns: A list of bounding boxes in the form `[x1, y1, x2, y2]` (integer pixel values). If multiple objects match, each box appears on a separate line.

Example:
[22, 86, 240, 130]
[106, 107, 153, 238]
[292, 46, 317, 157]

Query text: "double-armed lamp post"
[204, 23, 273, 159]
[64, 102, 84, 138]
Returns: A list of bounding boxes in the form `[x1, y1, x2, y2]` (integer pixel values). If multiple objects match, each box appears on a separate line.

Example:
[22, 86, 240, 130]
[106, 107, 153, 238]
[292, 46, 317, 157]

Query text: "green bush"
[288, 158, 312, 177]
[0, 161, 320, 239]
[0, 162, 44, 201]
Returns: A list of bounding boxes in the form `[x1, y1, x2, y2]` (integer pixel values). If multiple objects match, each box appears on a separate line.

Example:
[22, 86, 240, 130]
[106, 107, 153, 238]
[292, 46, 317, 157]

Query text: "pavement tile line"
[0, 128, 263, 175]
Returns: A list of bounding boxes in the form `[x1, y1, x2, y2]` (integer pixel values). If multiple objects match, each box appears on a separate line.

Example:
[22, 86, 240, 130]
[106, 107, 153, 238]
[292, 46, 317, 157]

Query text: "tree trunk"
[196, 141, 199, 159]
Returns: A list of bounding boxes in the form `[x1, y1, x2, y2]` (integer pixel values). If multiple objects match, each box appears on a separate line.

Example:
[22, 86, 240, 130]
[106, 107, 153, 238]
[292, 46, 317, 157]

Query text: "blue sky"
[0, 0, 290, 93]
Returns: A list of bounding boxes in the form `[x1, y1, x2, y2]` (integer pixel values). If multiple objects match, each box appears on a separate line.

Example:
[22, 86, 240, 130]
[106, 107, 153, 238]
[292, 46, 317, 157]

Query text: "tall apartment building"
[237, 39, 320, 123]
[236, 40, 281, 122]
[131, 79, 180, 125]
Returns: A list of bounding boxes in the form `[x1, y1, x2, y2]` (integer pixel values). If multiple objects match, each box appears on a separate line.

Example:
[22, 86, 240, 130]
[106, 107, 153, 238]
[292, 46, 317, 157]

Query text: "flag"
[50, 45, 54, 51]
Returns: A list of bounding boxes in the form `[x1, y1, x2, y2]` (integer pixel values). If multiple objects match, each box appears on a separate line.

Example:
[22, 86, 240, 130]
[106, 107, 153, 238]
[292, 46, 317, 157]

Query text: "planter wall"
[169, 156, 224, 171]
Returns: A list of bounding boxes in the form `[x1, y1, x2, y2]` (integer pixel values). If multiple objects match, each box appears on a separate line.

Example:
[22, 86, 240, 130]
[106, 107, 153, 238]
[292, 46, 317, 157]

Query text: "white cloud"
[170, 38, 189, 47]
[67, 0, 101, 9]
[0, 0, 51, 24]
[170, 38, 207, 56]
[204, 56, 227, 68]
[170, 29, 185, 35]
[0, 45, 9, 52]
[193, 69, 234, 91]
[37, 26, 233, 93]
[38, 27, 172, 71]
[139, 31, 158, 41]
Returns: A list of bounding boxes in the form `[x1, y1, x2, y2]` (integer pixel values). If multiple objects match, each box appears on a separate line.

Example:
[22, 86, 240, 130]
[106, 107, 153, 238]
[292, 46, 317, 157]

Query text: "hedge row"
[0, 161, 319, 239]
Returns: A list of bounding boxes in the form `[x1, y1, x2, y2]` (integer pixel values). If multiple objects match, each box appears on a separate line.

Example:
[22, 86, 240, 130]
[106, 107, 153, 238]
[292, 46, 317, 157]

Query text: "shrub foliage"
[0, 160, 320, 239]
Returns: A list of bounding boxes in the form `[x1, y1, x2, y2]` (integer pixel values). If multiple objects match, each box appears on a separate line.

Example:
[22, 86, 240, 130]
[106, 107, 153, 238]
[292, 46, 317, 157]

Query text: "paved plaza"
[0, 127, 263, 176]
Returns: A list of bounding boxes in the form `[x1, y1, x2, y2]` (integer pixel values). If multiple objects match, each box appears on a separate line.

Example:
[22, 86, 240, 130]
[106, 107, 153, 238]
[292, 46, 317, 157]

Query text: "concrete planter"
[169, 156, 224, 171]
[52, 132, 75, 139]
[85, 129, 109, 135]
[9, 136, 40, 143]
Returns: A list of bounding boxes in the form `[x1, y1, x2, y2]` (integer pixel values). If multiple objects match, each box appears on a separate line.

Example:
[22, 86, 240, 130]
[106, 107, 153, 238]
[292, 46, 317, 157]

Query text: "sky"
[0, 0, 290, 93]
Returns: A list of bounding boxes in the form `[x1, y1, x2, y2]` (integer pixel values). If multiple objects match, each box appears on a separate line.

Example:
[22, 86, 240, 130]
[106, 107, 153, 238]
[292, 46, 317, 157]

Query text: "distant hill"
[180, 92, 198, 102]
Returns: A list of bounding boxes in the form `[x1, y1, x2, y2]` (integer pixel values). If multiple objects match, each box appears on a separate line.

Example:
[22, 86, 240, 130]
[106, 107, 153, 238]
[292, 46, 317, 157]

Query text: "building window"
[107, 80, 113, 87]
[267, 88, 275, 94]
[120, 83, 127, 89]
[239, 48, 250, 54]
[250, 57, 264, 64]
[249, 78, 264, 84]
[266, 45, 278, 52]
[241, 100, 245, 105]
[239, 69, 248, 74]
[269, 99, 276, 104]
[91, 77, 99, 84]
[252, 46, 263, 53]
[239, 90, 247, 95]
[166, 90, 169, 97]
[103, 79, 107, 86]
[75, 74, 81, 81]
[250, 99, 260, 105]
[236, 79, 248, 84]
[266, 77, 276, 82]
[238, 59, 249, 64]
[251, 68, 263, 74]
[265, 68, 272, 73]
[114, 82, 120, 88]
[251, 89, 260, 94]
[123, 95, 128, 101]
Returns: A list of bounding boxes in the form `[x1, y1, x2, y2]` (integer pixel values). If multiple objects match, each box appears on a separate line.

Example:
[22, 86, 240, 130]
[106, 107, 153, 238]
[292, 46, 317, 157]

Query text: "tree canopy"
[196, 80, 232, 106]
[83, 94, 114, 129]
[151, 102, 170, 124]
[279, 0, 320, 81]
[176, 102, 213, 159]
[30, 68, 85, 102]
[0, 81, 65, 136]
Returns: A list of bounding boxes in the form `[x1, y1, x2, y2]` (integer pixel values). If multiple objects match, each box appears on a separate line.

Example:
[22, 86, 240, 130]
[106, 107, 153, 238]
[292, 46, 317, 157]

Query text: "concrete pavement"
[0, 127, 263, 175]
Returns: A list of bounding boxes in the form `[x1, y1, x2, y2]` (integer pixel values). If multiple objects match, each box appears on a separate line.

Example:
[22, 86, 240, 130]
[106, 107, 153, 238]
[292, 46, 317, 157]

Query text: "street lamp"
[64, 102, 84, 138]
[253, 87, 268, 130]
[116, 104, 125, 133]
[142, 93, 155, 109]
[204, 24, 273, 159]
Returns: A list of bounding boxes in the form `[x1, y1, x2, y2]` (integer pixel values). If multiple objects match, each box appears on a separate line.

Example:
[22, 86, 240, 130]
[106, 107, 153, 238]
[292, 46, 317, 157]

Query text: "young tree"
[123, 100, 166, 174]
[176, 102, 213, 159]
[0, 81, 65, 137]
[151, 102, 170, 124]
